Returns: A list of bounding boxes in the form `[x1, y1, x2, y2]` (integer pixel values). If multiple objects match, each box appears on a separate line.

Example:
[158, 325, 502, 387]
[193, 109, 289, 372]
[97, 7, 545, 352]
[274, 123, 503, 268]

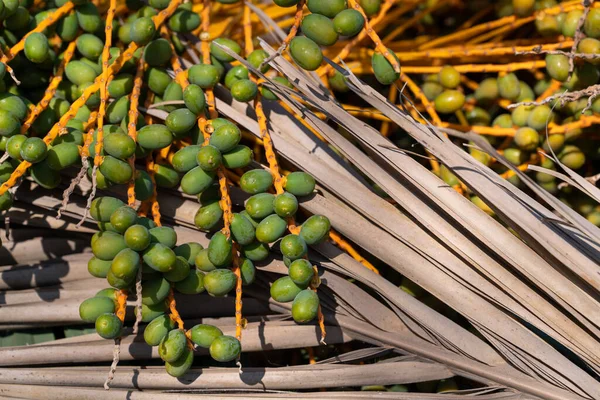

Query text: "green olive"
[497, 73, 521, 101]
[174, 269, 206, 294]
[503, 148, 527, 166]
[231, 213, 256, 245]
[143, 243, 176, 273]
[307, 0, 347, 17]
[31, 161, 61, 189]
[542, 134, 565, 153]
[6, 135, 26, 159]
[225, 65, 249, 89]
[130, 16, 156, 45]
[108, 74, 134, 99]
[438, 65, 460, 89]
[204, 269, 237, 296]
[183, 84, 206, 115]
[141, 302, 167, 322]
[564, 62, 600, 91]
[527, 105, 553, 131]
[110, 248, 140, 281]
[513, 0, 534, 16]
[246, 49, 270, 73]
[290, 36, 323, 71]
[144, 314, 175, 346]
[240, 257, 256, 285]
[371, 50, 400, 85]
[562, 10, 583, 37]
[329, 70, 350, 93]
[284, 172, 315, 196]
[333, 9, 364, 37]
[208, 231, 233, 267]
[292, 289, 319, 323]
[137, 124, 174, 150]
[584, 8, 600, 38]
[241, 241, 270, 261]
[256, 214, 287, 243]
[301, 14, 338, 46]
[149, 226, 178, 248]
[76, 3, 102, 32]
[210, 37, 242, 62]
[19, 137, 47, 163]
[165, 346, 193, 377]
[172, 145, 201, 173]
[91, 197, 125, 222]
[273, 0, 300, 6]
[222, 145, 253, 169]
[245, 193, 275, 220]
[559, 145, 585, 169]
[24, 32, 49, 64]
[174, 242, 204, 266]
[195, 248, 217, 272]
[143, 38, 173, 67]
[159, 329, 187, 363]
[535, 157, 556, 184]
[104, 132, 136, 160]
[280, 234, 308, 260]
[168, 9, 201, 32]
[190, 324, 223, 348]
[107, 269, 134, 290]
[300, 215, 331, 245]
[194, 200, 224, 231]
[124, 224, 151, 251]
[181, 166, 216, 195]
[474, 77, 499, 104]
[92, 231, 127, 261]
[95, 313, 122, 339]
[240, 169, 274, 194]
[209, 122, 241, 153]
[88, 256, 112, 278]
[196, 145, 222, 171]
[209, 335, 241, 362]
[0, 110, 20, 137]
[99, 156, 133, 184]
[578, 38, 600, 65]
[146, 67, 172, 95]
[188, 64, 220, 89]
[65, 60, 98, 85]
[231, 79, 258, 103]
[289, 258, 313, 288]
[514, 127, 540, 151]
[273, 192, 298, 218]
[434, 90, 465, 114]
[141, 277, 171, 306]
[79, 296, 115, 322]
[545, 54, 569, 81]
[164, 256, 191, 283]
[359, 0, 381, 16]
[511, 104, 533, 127]
[166, 108, 197, 137]
[271, 276, 303, 302]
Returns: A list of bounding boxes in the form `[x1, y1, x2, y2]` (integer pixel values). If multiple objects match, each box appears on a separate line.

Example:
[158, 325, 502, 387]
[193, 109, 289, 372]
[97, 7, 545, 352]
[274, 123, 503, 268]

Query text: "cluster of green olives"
[79, 287, 125, 341]
[199, 166, 330, 323]
[419, 62, 590, 175]
[80, 195, 244, 376]
[270, 0, 400, 85]
[412, 56, 596, 224]
[495, 0, 600, 40]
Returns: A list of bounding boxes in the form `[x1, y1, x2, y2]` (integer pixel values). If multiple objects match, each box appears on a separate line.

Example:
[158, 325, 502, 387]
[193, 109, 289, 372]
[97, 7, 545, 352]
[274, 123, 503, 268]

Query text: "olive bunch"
[0, 0, 333, 378]
[79, 196, 243, 376]
[417, 60, 594, 219]
[270, 0, 400, 85]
